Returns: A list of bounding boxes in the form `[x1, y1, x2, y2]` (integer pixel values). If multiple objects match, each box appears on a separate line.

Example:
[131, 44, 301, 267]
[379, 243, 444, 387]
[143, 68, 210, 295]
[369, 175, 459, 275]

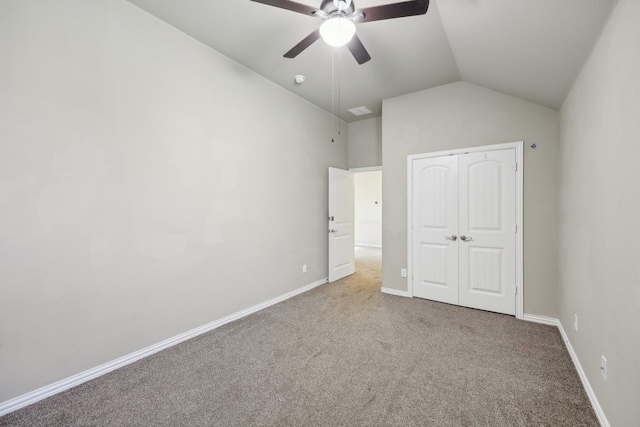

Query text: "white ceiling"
[126, 0, 615, 122]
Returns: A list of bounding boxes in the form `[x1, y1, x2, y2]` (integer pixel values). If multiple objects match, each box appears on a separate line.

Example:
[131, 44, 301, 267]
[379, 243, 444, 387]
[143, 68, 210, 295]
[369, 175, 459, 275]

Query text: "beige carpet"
[1, 247, 598, 426]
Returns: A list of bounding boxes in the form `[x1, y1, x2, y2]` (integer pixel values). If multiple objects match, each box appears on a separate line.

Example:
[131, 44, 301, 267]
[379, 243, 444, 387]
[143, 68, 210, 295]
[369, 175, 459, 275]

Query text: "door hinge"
[514, 224, 517, 233]
[515, 286, 518, 295]
[514, 162, 518, 171]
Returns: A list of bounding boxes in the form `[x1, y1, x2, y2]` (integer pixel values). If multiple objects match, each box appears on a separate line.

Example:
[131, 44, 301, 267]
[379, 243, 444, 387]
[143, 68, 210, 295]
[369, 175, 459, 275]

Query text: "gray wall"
[382, 81, 559, 317]
[0, 0, 347, 403]
[558, 0, 640, 424]
[348, 117, 382, 169]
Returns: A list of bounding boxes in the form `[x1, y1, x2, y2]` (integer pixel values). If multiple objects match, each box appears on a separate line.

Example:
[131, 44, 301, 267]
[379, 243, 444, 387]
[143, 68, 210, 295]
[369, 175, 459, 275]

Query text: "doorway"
[354, 169, 382, 249]
[354, 168, 382, 275]
[327, 167, 383, 282]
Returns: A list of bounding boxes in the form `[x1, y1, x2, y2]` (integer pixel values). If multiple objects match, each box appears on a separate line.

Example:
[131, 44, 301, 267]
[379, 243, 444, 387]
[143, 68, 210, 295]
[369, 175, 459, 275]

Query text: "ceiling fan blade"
[250, 0, 318, 16]
[358, 0, 429, 23]
[284, 29, 322, 58]
[346, 35, 371, 65]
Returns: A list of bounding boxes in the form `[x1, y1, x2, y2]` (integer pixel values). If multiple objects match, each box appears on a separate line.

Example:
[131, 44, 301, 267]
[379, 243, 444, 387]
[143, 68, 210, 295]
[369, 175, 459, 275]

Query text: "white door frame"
[350, 166, 382, 173]
[407, 141, 524, 319]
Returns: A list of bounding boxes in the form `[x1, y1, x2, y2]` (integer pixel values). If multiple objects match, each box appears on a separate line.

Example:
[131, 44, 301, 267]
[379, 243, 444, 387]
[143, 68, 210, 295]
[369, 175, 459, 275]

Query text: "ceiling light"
[320, 16, 356, 47]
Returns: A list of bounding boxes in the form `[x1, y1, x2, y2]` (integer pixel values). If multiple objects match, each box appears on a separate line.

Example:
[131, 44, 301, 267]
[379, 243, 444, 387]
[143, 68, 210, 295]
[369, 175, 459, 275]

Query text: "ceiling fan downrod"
[334, 0, 352, 12]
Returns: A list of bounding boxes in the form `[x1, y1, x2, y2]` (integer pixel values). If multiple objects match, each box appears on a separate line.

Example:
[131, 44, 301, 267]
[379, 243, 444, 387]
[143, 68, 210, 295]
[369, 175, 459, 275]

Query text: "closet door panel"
[412, 156, 459, 305]
[458, 150, 516, 315]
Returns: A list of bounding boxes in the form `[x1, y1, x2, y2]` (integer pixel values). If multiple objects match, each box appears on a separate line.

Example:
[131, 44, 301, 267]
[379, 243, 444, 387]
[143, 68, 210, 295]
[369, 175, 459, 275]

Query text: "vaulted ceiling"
[126, 0, 615, 122]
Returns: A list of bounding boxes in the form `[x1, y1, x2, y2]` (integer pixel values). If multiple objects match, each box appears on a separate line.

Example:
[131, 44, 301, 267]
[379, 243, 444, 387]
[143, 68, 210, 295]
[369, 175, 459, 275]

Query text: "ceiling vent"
[347, 106, 373, 117]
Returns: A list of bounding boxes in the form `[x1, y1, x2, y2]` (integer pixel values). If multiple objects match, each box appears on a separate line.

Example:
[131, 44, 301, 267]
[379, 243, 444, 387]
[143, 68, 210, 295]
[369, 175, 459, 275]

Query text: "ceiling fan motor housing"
[335, 0, 352, 12]
[321, 0, 355, 17]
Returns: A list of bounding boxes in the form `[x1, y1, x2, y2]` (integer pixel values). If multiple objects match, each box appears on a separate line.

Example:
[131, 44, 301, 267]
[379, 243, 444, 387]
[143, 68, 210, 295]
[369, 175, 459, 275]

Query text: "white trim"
[522, 314, 609, 426]
[349, 166, 382, 173]
[355, 243, 382, 248]
[406, 141, 523, 162]
[557, 322, 610, 427]
[406, 141, 524, 319]
[0, 277, 329, 417]
[381, 287, 410, 297]
[407, 155, 414, 297]
[522, 313, 559, 326]
[514, 142, 524, 319]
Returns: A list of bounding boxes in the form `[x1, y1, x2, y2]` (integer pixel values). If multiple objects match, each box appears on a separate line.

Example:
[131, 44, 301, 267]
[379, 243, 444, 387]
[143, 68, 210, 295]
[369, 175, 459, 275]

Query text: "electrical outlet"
[302, 264, 307, 274]
[574, 314, 578, 332]
[600, 355, 607, 381]
[401, 268, 407, 278]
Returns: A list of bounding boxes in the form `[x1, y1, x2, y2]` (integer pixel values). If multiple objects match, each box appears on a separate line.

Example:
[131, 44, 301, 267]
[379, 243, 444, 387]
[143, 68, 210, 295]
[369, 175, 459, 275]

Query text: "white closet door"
[458, 150, 516, 315]
[412, 156, 459, 305]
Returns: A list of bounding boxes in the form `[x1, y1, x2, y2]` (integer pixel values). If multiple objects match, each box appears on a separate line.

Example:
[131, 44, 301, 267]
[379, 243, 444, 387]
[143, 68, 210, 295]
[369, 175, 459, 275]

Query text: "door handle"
[460, 235, 473, 242]
[445, 235, 457, 241]
[329, 229, 337, 234]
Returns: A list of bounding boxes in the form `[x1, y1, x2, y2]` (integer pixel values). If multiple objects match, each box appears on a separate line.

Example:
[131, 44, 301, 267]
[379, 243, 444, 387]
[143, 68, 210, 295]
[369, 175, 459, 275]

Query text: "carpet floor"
[1, 247, 598, 426]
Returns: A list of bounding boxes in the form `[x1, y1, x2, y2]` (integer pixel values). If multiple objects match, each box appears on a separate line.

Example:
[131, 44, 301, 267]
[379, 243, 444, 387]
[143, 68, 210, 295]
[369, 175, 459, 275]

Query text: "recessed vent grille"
[347, 106, 373, 117]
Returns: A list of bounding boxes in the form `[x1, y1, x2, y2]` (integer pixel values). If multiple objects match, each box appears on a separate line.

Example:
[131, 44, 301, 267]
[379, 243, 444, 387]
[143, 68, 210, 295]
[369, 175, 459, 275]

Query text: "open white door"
[328, 167, 355, 282]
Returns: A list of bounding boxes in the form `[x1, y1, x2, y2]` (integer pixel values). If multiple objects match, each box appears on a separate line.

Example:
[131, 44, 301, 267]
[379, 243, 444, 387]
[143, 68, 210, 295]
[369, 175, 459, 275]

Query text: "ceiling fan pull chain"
[331, 48, 335, 140]
[338, 47, 341, 135]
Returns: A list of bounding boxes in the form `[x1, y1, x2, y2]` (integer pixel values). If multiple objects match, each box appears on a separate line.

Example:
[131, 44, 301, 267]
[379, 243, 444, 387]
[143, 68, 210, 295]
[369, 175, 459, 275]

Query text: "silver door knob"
[460, 235, 473, 242]
[445, 235, 457, 241]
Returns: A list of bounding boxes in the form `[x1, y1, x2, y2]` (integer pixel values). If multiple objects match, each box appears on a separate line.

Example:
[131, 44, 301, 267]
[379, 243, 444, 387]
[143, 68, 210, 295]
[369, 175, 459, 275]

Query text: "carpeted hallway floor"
[1, 247, 598, 426]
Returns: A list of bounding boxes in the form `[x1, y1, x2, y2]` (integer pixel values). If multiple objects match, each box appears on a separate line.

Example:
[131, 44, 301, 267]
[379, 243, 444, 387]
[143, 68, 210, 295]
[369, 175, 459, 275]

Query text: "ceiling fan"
[250, 0, 429, 64]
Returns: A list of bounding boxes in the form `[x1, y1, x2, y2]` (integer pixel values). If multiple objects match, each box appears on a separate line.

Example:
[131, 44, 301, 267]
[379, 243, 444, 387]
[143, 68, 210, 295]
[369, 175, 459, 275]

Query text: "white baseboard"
[355, 244, 382, 248]
[381, 287, 410, 297]
[523, 314, 608, 426]
[0, 277, 328, 417]
[557, 322, 609, 427]
[522, 313, 559, 326]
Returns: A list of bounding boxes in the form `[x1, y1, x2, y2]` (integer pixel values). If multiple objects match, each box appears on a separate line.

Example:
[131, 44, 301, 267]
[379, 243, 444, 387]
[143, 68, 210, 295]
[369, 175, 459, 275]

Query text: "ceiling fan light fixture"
[319, 16, 356, 47]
